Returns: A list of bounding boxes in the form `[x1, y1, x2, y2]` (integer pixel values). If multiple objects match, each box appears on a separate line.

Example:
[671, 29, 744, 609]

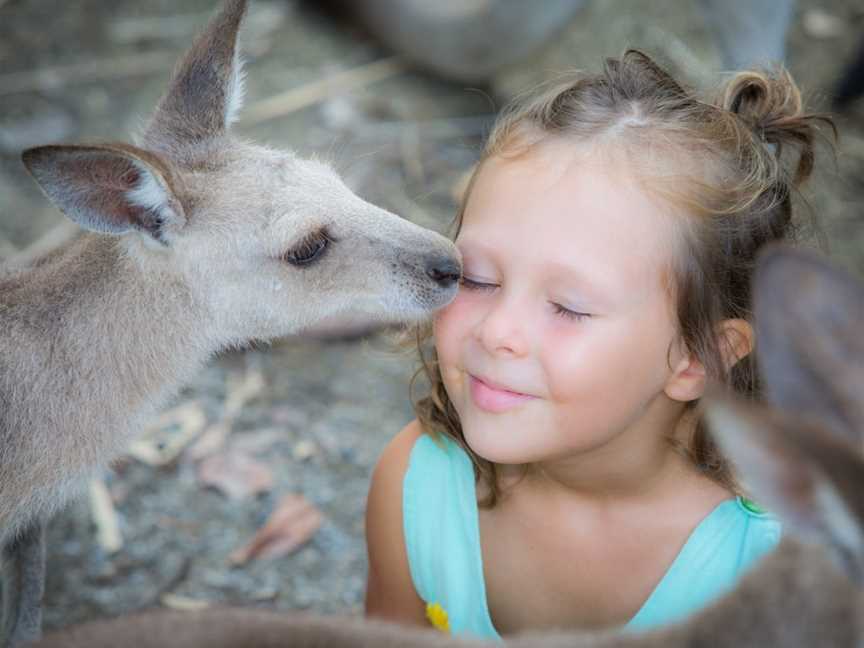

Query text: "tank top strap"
[403, 433, 500, 638]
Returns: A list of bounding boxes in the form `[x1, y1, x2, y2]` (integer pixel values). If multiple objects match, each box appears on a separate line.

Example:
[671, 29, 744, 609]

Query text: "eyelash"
[552, 303, 591, 322]
[282, 228, 333, 267]
[459, 277, 495, 291]
[460, 277, 591, 322]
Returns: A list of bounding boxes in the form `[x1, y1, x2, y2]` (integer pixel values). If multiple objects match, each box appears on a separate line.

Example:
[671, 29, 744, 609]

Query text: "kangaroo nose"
[426, 256, 461, 287]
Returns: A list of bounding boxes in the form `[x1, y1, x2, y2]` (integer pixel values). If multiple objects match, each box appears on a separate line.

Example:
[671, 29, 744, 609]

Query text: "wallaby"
[0, 0, 461, 645]
[26, 244, 864, 647]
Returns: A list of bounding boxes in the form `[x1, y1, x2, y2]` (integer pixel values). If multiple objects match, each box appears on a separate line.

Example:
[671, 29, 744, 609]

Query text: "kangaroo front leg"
[2, 522, 46, 648]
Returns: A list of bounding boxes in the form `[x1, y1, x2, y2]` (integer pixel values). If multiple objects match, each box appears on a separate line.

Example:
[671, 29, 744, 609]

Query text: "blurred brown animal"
[25, 246, 864, 646]
[0, 1, 461, 645]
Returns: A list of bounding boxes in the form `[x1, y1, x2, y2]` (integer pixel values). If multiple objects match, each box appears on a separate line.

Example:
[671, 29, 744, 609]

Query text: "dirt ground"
[1, 0, 863, 633]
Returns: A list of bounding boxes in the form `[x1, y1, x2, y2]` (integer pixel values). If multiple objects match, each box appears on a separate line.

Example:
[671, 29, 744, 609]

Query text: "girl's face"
[434, 140, 691, 467]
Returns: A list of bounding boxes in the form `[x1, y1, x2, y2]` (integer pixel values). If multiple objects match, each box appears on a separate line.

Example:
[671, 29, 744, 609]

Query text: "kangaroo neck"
[4, 233, 216, 419]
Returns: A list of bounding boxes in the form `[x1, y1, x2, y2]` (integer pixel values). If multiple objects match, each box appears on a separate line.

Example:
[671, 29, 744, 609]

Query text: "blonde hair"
[412, 50, 835, 506]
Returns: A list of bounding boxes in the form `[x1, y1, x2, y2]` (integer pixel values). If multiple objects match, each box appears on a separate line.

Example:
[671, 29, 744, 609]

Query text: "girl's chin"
[462, 423, 544, 466]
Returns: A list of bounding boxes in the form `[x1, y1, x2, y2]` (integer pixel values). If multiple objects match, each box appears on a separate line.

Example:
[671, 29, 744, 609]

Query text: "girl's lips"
[469, 375, 537, 413]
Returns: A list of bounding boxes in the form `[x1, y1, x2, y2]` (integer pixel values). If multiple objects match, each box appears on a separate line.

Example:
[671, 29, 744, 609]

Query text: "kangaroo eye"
[283, 229, 331, 267]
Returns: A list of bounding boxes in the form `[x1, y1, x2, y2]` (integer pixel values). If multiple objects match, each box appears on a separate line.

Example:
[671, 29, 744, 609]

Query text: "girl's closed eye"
[460, 276, 498, 291]
[461, 274, 592, 321]
[551, 302, 592, 321]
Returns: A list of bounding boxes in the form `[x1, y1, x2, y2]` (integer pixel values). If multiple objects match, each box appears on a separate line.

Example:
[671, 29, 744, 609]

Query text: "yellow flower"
[426, 602, 450, 633]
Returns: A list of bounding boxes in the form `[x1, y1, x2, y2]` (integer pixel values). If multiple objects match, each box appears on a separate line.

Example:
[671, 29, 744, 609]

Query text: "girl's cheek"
[435, 288, 476, 329]
[537, 325, 588, 399]
[434, 291, 478, 356]
[433, 301, 471, 402]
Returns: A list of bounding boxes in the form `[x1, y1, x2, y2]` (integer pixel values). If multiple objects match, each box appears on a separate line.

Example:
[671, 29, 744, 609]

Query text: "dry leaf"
[229, 494, 323, 565]
[197, 450, 273, 500]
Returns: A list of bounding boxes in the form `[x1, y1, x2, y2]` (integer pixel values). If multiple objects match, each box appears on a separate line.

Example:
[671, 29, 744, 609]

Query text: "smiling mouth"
[469, 375, 538, 413]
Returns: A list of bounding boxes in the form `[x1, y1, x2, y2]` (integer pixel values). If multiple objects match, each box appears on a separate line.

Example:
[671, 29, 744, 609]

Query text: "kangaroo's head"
[20, 0, 460, 342]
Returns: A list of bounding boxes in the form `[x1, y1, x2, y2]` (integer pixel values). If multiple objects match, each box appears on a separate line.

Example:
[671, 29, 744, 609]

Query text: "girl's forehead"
[458, 143, 682, 290]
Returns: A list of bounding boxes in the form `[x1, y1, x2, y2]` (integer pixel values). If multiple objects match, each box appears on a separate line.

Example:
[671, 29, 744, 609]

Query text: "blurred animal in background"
[330, 0, 864, 113]
[321, 0, 586, 84]
[0, 0, 461, 645]
[26, 245, 864, 647]
[327, 0, 794, 84]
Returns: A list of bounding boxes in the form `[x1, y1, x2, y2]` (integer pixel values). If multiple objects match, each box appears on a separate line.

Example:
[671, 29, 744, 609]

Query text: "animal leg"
[1, 522, 46, 648]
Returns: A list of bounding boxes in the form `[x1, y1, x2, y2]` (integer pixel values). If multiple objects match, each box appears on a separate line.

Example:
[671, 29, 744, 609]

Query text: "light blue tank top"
[403, 434, 782, 639]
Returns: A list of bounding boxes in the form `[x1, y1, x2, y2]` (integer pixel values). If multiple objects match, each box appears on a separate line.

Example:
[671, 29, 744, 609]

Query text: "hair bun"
[719, 69, 833, 186]
[722, 70, 801, 128]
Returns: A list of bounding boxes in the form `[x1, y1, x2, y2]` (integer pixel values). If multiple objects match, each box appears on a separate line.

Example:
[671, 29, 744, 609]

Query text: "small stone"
[292, 440, 318, 461]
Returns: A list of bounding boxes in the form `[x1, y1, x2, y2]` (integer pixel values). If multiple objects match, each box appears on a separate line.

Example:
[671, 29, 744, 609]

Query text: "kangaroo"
[0, 0, 460, 645]
[26, 244, 864, 647]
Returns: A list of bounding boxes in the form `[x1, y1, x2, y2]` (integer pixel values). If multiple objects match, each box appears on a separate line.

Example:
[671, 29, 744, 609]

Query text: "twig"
[353, 115, 493, 140]
[241, 57, 406, 126]
[88, 478, 123, 554]
[0, 51, 177, 96]
[224, 365, 265, 419]
[127, 401, 208, 466]
[160, 593, 211, 611]
[188, 363, 265, 460]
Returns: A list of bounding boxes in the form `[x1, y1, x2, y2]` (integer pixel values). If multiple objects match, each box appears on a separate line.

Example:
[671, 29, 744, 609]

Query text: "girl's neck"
[505, 406, 712, 505]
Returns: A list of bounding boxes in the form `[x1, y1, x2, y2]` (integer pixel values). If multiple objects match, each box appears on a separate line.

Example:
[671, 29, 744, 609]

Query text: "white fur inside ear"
[125, 160, 178, 229]
[225, 49, 246, 127]
[127, 161, 168, 210]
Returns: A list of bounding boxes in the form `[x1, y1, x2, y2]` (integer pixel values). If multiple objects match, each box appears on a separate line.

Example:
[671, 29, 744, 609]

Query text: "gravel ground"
[1, 0, 863, 633]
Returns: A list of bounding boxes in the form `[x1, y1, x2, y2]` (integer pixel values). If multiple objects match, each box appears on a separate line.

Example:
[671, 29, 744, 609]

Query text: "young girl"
[364, 50, 832, 638]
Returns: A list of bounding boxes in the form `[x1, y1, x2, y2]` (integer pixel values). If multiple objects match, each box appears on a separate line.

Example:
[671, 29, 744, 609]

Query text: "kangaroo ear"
[144, 0, 247, 150]
[22, 144, 186, 244]
[754, 244, 864, 446]
[706, 392, 864, 580]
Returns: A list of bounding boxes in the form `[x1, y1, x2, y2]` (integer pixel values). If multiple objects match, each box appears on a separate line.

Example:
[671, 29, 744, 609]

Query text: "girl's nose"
[475, 296, 529, 357]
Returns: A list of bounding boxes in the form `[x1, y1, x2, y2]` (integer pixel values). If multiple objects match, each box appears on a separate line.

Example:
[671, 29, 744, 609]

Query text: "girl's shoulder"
[374, 419, 467, 483]
[368, 420, 466, 522]
[366, 420, 481, 630]
[366, 420, 426, 550]
[372, 419, 426, 483]
[364, 419, 429, 624]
